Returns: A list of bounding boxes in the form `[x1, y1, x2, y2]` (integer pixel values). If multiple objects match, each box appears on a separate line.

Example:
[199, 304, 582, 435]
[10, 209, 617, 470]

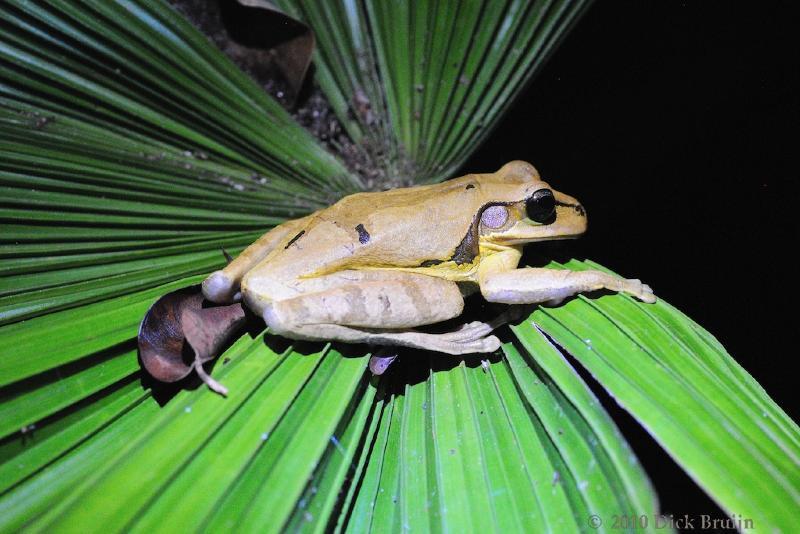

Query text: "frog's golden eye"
[481, 205, 508, 228]
[526, 189, 555, 223]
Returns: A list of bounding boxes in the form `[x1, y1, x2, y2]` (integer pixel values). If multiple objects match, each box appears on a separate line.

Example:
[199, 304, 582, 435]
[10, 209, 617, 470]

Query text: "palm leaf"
[1, 1, 797, 533]
[275, 0, 591, 184]
[522, 260, 800, 531]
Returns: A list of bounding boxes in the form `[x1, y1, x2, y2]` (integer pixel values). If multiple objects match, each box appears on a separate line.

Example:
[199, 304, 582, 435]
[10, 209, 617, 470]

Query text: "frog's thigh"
[481, 267, 656, 304]
[265, 271, 463, 332]
[203, 215, 312, 303]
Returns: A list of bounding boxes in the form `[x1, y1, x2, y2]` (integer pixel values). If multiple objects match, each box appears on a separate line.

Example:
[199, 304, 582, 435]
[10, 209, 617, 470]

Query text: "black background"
[466, 1, 798, 524]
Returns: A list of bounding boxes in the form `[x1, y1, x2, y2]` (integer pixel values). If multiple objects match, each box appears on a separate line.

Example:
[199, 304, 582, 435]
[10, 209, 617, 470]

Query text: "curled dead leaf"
[138, 285, 247, 394]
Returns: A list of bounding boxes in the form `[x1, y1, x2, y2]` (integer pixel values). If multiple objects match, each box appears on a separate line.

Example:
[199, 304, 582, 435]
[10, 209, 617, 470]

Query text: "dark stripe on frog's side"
[284, 230, 305, 249]
[451, 223, 479, 265]
[355, 224, 370, 244]
[418, 259, 443, 267]
[450, 200, 519, 265]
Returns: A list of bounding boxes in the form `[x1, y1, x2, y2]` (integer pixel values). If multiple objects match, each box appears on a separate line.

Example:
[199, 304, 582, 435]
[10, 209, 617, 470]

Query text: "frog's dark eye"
[526, 189, 555, 223]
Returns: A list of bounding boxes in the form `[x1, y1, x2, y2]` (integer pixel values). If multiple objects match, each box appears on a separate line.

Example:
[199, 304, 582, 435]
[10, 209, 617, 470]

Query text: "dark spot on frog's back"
[419, 259, 443, 267]
[355, 224, 370, 244]
[465, 184, 475, 190]
[284, 230, 305, 249]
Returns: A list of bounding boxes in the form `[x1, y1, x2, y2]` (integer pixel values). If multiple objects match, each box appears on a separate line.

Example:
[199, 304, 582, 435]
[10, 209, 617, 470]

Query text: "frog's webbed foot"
[625, 279, 656, 303]
[367, 308, 527, 374]
[457, 305, 528, 333]
[380, 304, 532, 356]
[416, 306, 526, 354]
[438, 320, 495, 342]
[378, 330, 502, 355]
[369, 315, 516, 375]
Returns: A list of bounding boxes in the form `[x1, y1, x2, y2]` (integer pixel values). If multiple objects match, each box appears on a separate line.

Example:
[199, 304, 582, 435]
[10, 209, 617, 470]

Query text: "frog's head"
[475, 161, 587, 246]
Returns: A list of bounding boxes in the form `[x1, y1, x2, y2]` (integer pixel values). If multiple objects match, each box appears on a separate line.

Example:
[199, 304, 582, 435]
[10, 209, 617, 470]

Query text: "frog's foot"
[364, 324, 500, 372]
[622, 279, 656, 303]
[439, 320, 495, 342]
[375, 330, 501, 355]
[439, 306, 526, 342]
[369, 311, 521, 375]
[266, 316, 501, 356]
[417, 308, 526, 355]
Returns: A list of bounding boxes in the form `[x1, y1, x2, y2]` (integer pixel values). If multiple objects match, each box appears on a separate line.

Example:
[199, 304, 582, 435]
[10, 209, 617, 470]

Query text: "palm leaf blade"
[521, 260, 800, 532]
[1, 1, 796, 533]
[277, 0, 591, 184]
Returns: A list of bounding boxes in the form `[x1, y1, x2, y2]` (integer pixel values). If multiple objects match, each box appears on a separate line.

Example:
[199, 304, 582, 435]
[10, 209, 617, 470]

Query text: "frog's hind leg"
[260, 272, 501, 355]
[437, 305, 526, 342]
[203, 215, 313, 303]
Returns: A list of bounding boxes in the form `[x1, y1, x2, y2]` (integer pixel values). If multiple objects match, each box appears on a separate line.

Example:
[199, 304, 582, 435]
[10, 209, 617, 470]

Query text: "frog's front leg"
[480, 266, 656, 305]
[250, 271, 501, 355]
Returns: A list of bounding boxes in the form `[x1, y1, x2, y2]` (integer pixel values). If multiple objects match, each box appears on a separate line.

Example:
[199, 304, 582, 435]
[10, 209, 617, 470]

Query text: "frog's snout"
[552, 191, 587, 232]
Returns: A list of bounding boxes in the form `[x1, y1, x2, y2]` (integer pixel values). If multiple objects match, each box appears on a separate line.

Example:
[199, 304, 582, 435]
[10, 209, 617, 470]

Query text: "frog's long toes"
[455, 334, 501, 354]
[621, 278, 656, 304]
[480, 334, 502, 353]
[455, 321, 488, 334]
[639, 284, 657, 303]
[441, 321, 493, 342]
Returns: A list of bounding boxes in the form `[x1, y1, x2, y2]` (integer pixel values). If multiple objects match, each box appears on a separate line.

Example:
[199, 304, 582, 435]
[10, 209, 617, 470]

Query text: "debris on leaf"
[138, 285, 247, 395]
[368, 350, 398, 375]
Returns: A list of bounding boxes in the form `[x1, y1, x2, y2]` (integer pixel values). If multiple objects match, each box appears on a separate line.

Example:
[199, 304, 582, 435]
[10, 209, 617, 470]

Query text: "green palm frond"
[276, 0, 590, 184]
[1, 1, 797, 533]
[522, 261, 800, 531]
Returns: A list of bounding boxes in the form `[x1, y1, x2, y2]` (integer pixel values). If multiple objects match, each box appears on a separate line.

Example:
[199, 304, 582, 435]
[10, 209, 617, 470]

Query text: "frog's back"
[264, 161, 541, 278]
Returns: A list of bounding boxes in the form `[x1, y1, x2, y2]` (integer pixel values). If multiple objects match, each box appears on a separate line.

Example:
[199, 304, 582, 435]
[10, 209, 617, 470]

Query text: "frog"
[202, 160, 655, 367]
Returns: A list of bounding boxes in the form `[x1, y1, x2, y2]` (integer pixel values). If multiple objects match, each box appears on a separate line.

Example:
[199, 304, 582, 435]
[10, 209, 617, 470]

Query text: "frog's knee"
[411, 277, 464, 321]
[264, 301, 355, 343]
[262, 301, 299, 337]
[202, 270, 240, 304]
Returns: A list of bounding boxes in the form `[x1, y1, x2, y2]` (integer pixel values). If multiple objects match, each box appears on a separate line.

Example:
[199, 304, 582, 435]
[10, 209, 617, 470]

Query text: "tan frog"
[202, 161, 655, 362]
